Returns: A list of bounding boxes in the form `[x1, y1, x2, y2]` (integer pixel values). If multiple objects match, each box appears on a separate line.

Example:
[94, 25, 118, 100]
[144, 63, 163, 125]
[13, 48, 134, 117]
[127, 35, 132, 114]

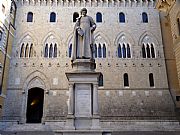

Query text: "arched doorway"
[26, 87, 44, 123]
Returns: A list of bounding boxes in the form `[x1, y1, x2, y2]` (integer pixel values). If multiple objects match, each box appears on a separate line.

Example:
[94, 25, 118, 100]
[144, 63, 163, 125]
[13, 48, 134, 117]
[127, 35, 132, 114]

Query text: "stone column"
[93, 83, 99, 115]
[68, 83, 74, 115]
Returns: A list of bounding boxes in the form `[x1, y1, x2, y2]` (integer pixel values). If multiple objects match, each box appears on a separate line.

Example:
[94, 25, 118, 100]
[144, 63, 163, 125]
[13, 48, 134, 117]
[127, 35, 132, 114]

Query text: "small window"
[29, 44, 33, 57]
[49, 44, 53, 58]
[2, 4, 5, 14]
[96, 12, 102, 23]
[0, 31, 3, 41]
[149, 73, 154, 87]
[177, 18, 180, 36]
[94, 44, 97, 58]
[146, 44, 150, 58]
[151, 44, 155, 58]
[27, 12, 33, 22]
[118, 44, 122, 58]
[44, 44, 48, 57]
[98, 73, 103, 87]
[122, 44, 126, 58]
[119, 12, 125, 23]
[50, 12, 56, 22]
[127, 44, 131, 58]
[142, 12, 148, 23]
[20, 43, 25, 57]
[103, 44, 106, 58]
[73, 12, 79, 22]
[25, 44, 29, 58]
[142, 44, 146, 58]
[124, 73, 129, 87]
[69, 44, 72, 58]
[98, 44, 102, 58]
[54, 44, 57, 57]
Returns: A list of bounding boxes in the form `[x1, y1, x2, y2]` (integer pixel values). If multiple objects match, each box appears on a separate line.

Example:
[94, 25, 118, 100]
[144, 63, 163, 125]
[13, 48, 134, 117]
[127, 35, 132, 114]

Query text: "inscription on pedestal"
[75, 84, 91, 117]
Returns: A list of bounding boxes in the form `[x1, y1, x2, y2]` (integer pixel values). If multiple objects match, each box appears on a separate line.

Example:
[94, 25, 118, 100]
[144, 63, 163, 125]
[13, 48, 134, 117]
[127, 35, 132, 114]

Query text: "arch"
[73, 12, 79, 22]
[119, 12, 125, 23]
[27, 12, 33, 22]
[94, 31, 110, 46]
[50, 12, 56, 22]
[142, 12, 148, 23]
[42, 31, 61, 46]
[96, 12, 102, 23]
[114, 32, 135, 46]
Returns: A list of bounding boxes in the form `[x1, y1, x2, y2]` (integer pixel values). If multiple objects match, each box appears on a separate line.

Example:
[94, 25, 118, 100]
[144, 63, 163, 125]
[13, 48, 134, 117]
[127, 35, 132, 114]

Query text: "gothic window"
[119, 12, 125, 23]
[151, 44, 155, 58]
[44, 44, 48, 57]
[27, 12, 33, 22]
[29, 44, 33, 57]
[98, 73, 103, 87]
[20, 43, 25, 57]
[96, 12, 102, 23]
[69, 43, 72, 58]
[50, 12, 56, 22]
[73, 12, 79, 22]
[49, 44, 53, 58]
[25, 44, 29, 58]
[0, 31, 2, 41]
[142, 44, 146, 58]
[98, 44, 102, 58]
[122, 44, 126, 58]
[103, 44, 106, 58]
[142, 12, 148, 23]
[118, 44, 122, 58]
[177, 18, 180, 36]
[54, 44, 57, 57]
[94, 44, 97, 58]
[146, 44, 150, 58]
[124, 73, 129, 87]
[127, 44, 131, 58]
[149, 73, 154, 87]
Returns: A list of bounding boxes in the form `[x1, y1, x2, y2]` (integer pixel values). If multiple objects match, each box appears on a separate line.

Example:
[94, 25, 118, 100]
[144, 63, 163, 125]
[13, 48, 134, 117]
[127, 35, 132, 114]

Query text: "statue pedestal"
[65, 59, 101, 131]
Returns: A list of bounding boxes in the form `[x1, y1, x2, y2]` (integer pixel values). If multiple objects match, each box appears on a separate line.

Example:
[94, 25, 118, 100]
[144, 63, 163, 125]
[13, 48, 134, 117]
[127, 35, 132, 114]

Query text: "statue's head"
[81, 8, 87, 16]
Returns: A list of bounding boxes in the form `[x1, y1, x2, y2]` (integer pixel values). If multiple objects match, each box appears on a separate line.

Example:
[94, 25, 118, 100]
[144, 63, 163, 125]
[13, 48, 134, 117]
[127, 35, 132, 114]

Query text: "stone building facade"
[0, 0, 16, 118]
[1, 0, 179, 130]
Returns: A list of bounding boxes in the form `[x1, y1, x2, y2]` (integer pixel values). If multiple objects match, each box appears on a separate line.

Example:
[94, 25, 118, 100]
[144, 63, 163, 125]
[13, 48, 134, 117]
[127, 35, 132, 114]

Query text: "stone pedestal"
[65, 59, 101, 132]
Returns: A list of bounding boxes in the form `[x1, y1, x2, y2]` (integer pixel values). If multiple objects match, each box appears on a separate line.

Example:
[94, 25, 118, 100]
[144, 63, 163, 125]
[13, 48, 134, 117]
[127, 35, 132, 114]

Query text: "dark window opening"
[124, 73, 129, 87]
[142, 12, 148, 23]
[122, 44, 126, 58]
[177, 18, 180, 36]
[119, 12, 125, 23]
[98, 44, 102, 58]
[26, 88, 44, 123]
[142, 44, 146, 58]
[146, 44, 150, 58]
[27, 12, 33, 22]
[103, 44, 106, 58]
[118, 44, 122, 58]
[50, 12, 56, 22]
[98, 73, 103, 87]
[44, 44, 48, 57]
[151, 44, 155, 58]
[49, 44, 53, 58]
[69, 44, 72, 58]
[54, 44, 57, 57]
[149, 73, 154, 87]
[127, 44, 131, 58]
[94, 44, 97, 58]
[96, 12, 102, 23]
[73, 12, 79, 22]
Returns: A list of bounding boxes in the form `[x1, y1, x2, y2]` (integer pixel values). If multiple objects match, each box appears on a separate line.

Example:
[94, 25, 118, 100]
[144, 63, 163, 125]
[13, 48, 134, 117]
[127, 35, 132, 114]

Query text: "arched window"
[96, 12, 102, 23]
[98, 73, 103, 87]
[25, 44, 29, 58]
[103, 44, 106, 58]
[177, 18, 180, 36]
[29, 44, 33, 57]
[98, 44, 102, 58]
[94, 44, 97, 58]
[151, 44, 155, 58]
[118, 44, 122, 58]
[50, 12, 56, 22]
[122, 44, 126, 58]
[146, 44, 150, 58]
[69, 44, 72, 58]
[149, 73, 154, 87]
[124, 73, 129, 87]
[44, 44, 48, 57]
[49, 44, 53, 58]
[119, 12, 125, 23]
[142, 12, 148, 23]
[27, 12, 33, 22]
[54, 44, 57, 57]
[73, 12, 79, 22]
[20, 43, 25, 57]
[142, 44, 146, 58]
[127, 44, 131, 58]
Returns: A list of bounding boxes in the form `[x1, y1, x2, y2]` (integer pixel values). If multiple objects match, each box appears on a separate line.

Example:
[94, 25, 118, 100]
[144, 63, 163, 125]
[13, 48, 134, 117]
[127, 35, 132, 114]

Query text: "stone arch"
[42, 31, 61, 46]
[138, 31, 160, 46]
[114, 31, 135, 46]
[20, 70, 50, 123]
[66, 33, 73, 48]
[94, 31, 110, 46]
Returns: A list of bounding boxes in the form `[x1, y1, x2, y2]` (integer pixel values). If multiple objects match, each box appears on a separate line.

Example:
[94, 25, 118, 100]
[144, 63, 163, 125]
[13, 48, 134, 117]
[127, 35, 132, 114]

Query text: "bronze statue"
[71, 8, 96, 61]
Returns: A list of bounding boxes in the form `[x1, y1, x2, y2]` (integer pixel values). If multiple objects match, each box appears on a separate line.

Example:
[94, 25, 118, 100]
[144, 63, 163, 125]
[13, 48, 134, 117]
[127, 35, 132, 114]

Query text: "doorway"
[26, 87, 44, 123]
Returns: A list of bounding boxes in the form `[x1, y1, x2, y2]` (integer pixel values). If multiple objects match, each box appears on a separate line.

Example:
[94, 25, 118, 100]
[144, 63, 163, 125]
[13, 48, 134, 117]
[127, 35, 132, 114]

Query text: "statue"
[71, 8, 96, 61]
